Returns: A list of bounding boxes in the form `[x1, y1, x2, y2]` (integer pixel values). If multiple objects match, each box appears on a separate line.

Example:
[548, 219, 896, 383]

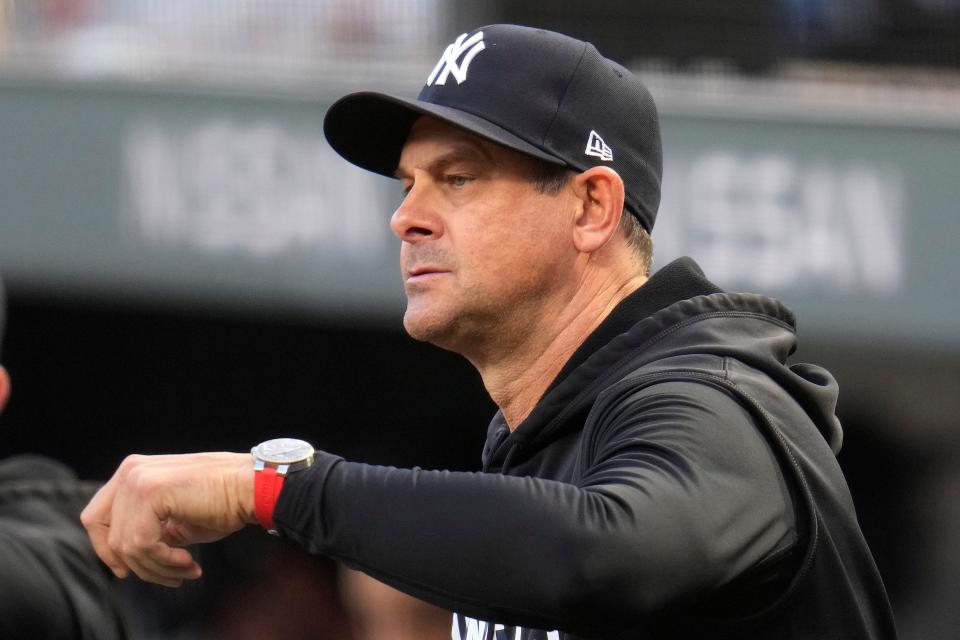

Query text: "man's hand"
[81, 452, 256, 587]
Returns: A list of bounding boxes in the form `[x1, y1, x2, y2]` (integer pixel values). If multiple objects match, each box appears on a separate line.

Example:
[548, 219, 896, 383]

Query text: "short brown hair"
[531, 162, 653, 275]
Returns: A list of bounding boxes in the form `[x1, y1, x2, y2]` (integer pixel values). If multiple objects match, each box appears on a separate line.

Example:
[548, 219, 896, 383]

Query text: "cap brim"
[323, 91, 565, 178]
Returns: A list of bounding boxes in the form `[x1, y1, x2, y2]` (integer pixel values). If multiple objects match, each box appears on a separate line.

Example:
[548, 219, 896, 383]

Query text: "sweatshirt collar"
[482, 257, 723, 469]
[544, 257, 723, 397]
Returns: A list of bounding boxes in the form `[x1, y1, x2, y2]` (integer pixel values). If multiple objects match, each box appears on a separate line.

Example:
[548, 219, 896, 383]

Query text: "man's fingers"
[113, 482, 203, 586]
[80, 482, 131, 578]
[86, 520, 131, 578]
[124, 542, 202, 586]
[106, 519, 202, 586]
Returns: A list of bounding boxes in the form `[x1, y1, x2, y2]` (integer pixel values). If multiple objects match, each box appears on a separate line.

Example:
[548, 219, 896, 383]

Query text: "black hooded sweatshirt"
[276, 257, 897, 639]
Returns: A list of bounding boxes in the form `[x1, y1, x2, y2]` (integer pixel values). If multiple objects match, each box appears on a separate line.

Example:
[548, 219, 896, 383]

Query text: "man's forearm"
[275, 453, 745, 634]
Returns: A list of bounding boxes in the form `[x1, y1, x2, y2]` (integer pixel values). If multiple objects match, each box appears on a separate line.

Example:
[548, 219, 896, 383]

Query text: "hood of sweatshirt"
[482, 257, 843, 470]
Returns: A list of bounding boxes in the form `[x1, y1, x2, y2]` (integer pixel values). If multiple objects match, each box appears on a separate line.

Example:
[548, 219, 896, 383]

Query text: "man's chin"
[402, 309, 460, 349]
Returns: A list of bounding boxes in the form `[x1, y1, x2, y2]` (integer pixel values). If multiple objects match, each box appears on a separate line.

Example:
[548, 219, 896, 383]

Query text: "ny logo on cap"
[426, 31, 486, 86]
[585, 130, 614, 162]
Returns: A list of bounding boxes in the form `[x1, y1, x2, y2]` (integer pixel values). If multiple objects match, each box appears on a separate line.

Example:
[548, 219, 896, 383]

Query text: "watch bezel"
[251, 438, 315, 468]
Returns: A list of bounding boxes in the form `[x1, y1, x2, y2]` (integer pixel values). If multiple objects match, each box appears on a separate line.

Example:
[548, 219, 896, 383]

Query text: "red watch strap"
[254, 466, 286, 532]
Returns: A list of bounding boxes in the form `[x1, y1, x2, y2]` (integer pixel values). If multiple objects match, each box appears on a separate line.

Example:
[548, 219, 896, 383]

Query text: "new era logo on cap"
[426, 31, 486, 86]
[585, 130, 613, 162]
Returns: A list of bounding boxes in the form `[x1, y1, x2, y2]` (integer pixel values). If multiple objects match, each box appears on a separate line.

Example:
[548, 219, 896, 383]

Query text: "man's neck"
[474, 273, 647, 430]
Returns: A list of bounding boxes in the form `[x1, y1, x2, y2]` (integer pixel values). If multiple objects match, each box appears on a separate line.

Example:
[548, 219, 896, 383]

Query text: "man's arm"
[83, 381, 795, 633]
[274, 382, 796, 632]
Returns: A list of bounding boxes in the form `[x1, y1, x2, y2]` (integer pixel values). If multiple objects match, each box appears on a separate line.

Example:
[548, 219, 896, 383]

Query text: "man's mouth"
[407, 266, 449, 280]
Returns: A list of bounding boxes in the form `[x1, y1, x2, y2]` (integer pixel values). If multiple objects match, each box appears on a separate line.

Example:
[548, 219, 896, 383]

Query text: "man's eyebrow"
[394, 138, 495, 181]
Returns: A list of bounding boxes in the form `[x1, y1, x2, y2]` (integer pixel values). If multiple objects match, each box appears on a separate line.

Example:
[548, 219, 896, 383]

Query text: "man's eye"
[447, 175, 471, 188]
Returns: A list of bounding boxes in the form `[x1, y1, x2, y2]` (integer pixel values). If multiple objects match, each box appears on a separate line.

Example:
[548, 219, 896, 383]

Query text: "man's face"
[391, 117, 578, 356]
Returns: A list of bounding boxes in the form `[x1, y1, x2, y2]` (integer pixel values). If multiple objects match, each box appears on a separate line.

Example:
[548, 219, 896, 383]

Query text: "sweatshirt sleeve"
[273, 381, 797, 634]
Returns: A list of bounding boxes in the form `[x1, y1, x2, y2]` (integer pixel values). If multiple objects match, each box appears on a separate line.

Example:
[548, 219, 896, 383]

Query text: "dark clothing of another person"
[0, 455, 127, 640]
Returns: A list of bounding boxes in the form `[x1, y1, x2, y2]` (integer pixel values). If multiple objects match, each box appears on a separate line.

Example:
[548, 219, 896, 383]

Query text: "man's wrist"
[236, 455, 258, 525]
[248, 439, 315, 534]
[253, 463, 285, 532]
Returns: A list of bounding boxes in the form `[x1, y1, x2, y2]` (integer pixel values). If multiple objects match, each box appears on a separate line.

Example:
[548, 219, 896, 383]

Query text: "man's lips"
[406, 266, 450, 280]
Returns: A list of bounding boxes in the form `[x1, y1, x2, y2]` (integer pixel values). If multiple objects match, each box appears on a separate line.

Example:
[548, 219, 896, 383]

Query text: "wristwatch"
[251, 438, 315, 535]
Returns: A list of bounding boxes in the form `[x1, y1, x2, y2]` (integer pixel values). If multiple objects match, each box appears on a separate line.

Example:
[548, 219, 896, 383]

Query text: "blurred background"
[0, 1, 957, 638]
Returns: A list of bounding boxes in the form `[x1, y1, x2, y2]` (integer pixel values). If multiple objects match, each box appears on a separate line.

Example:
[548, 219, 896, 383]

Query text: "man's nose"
[390, 176, 443, 243]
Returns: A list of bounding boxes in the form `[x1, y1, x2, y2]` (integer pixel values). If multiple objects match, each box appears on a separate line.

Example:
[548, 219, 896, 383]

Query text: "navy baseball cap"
[323, 24, 663, 232]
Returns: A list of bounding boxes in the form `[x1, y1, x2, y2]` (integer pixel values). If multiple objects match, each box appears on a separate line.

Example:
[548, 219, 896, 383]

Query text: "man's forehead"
[397, 115, 537, 176]
[396, 117, 494, 173]
[403, 116, 490, 153]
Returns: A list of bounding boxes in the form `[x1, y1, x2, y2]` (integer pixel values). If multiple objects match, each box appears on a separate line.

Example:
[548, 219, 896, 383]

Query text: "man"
[0, 280, 129, 638]
[82, 25, 897, 639]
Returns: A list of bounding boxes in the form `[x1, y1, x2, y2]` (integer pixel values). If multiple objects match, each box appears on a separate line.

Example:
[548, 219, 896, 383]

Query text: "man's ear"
[569, 166, 626, 253]
[0, 366, 9, 414]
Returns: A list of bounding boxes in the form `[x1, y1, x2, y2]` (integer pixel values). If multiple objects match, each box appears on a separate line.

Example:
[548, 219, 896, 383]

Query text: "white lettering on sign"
[122, 120, 387, 259]
[655, 152, 904, 295]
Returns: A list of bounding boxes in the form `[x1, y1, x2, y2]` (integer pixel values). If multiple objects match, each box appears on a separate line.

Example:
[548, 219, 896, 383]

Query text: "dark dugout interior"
[0, 291, 494, 479]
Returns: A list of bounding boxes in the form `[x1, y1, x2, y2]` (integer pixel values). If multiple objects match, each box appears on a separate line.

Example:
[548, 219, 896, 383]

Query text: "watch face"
[252, 438, 315, 464]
